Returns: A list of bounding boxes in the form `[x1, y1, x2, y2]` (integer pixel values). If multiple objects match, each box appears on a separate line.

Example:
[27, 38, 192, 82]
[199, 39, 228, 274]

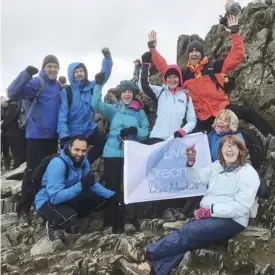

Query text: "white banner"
[124, 132, 212, 204]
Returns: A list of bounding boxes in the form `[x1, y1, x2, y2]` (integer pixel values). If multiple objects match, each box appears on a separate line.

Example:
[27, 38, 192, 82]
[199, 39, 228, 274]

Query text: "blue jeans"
[146, 218, 245, 275]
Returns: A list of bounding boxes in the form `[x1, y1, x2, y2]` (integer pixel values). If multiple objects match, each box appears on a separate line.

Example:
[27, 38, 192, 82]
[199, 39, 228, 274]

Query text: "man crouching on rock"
[34, 136, 115, 246]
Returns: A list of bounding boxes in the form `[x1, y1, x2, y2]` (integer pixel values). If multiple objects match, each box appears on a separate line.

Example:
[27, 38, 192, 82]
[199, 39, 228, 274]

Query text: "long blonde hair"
[214, 109, 239, 132]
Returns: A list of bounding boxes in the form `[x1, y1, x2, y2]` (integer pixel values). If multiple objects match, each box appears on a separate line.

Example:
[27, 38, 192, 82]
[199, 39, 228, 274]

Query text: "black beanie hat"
[187, 41, 205, 57]
[164, 68, 180, 80]
[42, 55, 59, 69]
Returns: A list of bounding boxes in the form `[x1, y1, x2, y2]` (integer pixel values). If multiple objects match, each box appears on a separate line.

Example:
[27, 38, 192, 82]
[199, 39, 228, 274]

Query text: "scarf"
[187, 57, 209, 78]
[220, 162, 242, 174]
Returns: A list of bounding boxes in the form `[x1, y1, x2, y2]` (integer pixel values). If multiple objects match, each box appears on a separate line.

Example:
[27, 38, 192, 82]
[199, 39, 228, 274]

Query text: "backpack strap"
[65, 86, 73, 109]
[56, 156, 70, 180]
[207, 60, 224, 91]
[156, 87, 165, 102]
[23, 76, 45, 127]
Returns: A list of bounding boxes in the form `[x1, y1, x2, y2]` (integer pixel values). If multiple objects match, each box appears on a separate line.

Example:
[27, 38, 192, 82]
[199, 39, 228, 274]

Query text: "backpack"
[237, 128, 265, 169]
[206, 60, 225, 91]
[18, 76, 45, 130]
[30, 154, 70, 193]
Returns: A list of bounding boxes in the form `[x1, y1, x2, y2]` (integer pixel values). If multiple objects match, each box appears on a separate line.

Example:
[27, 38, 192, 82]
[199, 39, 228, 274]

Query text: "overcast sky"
[0, 0, 251, 95]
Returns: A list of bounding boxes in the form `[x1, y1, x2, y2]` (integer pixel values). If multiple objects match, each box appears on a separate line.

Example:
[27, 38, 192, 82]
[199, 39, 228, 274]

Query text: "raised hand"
[225, 15, 239, 34]
[148, 30, 157, 49]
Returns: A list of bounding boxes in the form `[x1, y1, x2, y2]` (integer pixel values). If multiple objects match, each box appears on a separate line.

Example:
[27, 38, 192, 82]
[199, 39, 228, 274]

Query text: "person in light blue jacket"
[92, 73, 149, 234]
[35, 136, 115, 245]
[58, 48, 113, 164]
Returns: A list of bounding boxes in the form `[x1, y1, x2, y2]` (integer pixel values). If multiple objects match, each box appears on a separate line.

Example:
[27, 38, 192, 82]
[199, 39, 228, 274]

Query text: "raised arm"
[8, 66, 39, 100]
[90, 48, 113, 87]
[147, 31, 168, 75]
[221, 15, 244, 74]
[181, 95, 197, 134]
[91, 73, 117, 120]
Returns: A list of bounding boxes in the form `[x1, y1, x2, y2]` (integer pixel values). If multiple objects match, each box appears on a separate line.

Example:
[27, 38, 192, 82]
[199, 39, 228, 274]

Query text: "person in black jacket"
[1, 100, 26, 170]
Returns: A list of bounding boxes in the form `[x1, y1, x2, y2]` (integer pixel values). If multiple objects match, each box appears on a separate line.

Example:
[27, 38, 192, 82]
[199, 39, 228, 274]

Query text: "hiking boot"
[46, 221, 65, 245]
[163, 208, 176, 222]
[124, 224, 137, 235]
[174, 208, 187, 221]
[18, 212, 30, 227]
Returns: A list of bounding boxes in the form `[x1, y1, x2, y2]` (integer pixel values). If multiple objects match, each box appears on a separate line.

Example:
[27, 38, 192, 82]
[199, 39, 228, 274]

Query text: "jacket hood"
[68, 62, 88, 88]
[60, 146, 87, 169]
[164, 65, 183, 91]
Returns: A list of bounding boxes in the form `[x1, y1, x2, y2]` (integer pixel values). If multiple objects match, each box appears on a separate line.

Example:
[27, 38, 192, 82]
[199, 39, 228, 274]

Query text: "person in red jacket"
[146, 15, 275, 137]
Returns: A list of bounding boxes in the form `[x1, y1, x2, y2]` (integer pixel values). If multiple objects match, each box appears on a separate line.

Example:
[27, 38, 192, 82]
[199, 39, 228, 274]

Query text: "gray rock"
[3, 163, 26, 180]
[163, 220, 188, 230]
[239, 226, 271, 241]
[2, 250, 19, 264]
[30, 236, 53, 255]
[1, 213, 18, 231]
[66, 251, 85, 263]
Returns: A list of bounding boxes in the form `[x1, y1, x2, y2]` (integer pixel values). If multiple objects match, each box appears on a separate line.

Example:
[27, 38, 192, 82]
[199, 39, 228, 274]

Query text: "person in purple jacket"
[8, 55, 61, 226]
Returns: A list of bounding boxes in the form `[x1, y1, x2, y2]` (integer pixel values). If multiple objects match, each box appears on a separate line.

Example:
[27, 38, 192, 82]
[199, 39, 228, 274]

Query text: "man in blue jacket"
[35, 136, 115, 245]
[8, 55, 61, 226]
[58, 48, 113, 164]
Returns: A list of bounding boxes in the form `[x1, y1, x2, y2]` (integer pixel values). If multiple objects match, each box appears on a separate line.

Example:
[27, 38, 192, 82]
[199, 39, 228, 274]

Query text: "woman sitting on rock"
[91, 72, 149, 234]
[119, 135, 260, 275]
[208, 109, 243, 162]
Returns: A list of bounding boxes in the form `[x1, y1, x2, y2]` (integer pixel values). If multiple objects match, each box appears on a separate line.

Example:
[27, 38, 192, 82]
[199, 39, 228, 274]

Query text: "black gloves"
[141, 52, 152, 64]
[26, 66, 39, 76]
[81, 172, 95, 190]
[102, 47, 111, 57]
[120, 127, 138, 138]
[60, 136, 71, 149]
[228, 24, 239, 34]
[95, 72, 105, 86]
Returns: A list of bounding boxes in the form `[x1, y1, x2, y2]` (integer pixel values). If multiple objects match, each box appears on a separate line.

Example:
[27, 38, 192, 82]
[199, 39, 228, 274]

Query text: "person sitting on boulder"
[132, 59, 142, 85]
[57, 48, 113, 164]
[118, 135, 260, 275]
[139, 52, 196, 145]
[35, 136, 115, 245]
[91, 73, 149, 234]
[146, 16, 275, 138]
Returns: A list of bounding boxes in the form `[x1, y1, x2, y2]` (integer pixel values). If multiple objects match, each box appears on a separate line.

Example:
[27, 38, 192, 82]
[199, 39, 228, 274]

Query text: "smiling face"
[166, 74, 180, 89]
[221, 141, 239, 165]
[44, 63, 59, 80]
[121, 89, 134, 104]
[69, 139, 87, 163]
[188, 50, 202, 66]
[73, 67, 86, 81]
[215, 113, 230, 133]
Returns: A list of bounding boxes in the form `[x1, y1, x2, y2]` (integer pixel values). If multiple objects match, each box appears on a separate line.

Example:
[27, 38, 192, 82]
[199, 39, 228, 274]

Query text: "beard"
[66, 148, 84, 167]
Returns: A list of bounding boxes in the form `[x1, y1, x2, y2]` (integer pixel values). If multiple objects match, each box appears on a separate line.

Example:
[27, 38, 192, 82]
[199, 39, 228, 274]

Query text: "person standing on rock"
[91, 73, 149, 234]
[139, 51, 196, 145]
[119, 135, 260, 275]
[132, 59, 142, 85]
[146, 15, 275, 138]
[57, 48, 113, 164]
[8, 55, 61, 227]
[34, 136, 115, 245]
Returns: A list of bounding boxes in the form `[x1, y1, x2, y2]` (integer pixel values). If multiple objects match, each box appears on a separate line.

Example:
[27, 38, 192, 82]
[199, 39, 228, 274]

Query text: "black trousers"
[192, 104, 275, 136]
[86, 129, 106, 164]
[16, 138, 58, 214]
[37, 192, 109, 231]
[7, 130, 26, 169]
[1, 135, 10, 158]
[103, 157, 136, 228]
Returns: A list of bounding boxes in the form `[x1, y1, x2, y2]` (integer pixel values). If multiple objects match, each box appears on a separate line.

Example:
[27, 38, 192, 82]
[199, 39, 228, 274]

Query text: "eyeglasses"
[223, 144, 238, 150]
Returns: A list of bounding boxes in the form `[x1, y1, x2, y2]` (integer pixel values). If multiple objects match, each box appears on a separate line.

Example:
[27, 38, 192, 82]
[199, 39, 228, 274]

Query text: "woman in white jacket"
[139, 52, 196, 145]
[119, 135, 260, 275]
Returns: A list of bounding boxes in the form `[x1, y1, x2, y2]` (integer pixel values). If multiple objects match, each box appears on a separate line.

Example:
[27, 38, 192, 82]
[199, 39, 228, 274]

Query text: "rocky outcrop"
[1, 1, 275, 274]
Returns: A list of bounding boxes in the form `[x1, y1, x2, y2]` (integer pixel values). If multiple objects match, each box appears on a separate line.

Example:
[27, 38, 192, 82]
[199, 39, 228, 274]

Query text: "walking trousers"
[146, 218, 245, 275]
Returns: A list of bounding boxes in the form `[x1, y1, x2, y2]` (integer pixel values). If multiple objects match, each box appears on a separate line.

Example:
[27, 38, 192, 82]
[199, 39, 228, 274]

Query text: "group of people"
[2, 2, 273, 273]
